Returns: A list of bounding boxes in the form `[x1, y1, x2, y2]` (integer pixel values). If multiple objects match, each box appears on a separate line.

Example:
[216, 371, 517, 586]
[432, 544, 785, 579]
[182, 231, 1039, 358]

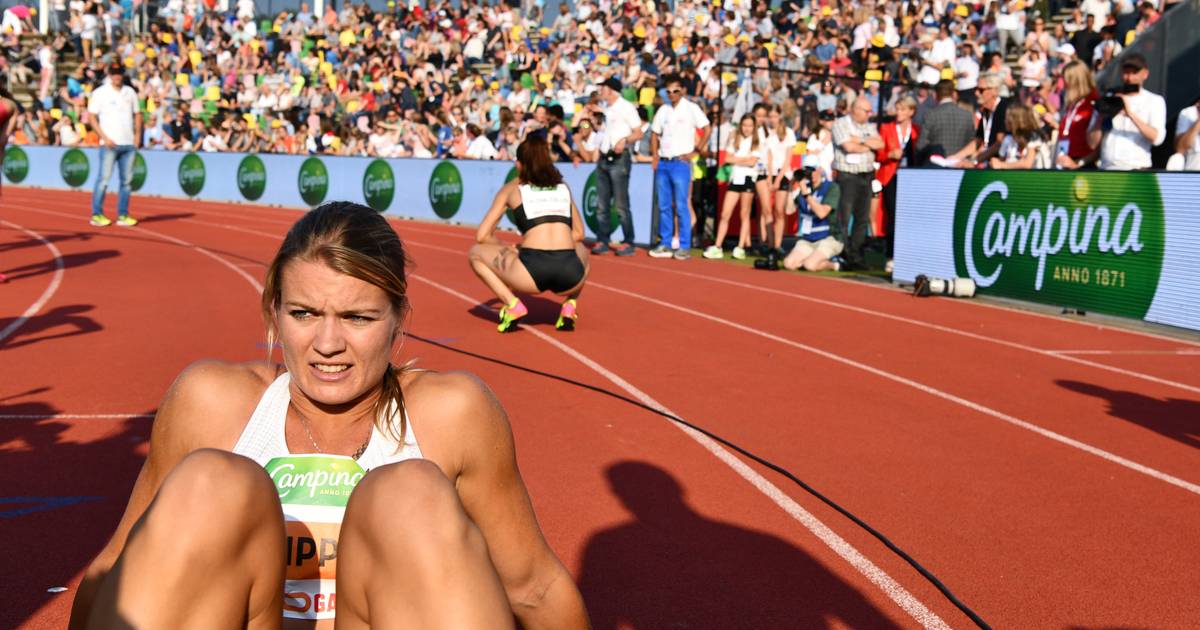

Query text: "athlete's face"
[275, 259, 401, 407]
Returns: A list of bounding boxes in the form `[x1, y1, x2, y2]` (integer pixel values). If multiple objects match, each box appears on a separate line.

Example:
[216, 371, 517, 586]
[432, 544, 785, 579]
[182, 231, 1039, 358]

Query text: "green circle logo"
[177, 152, 206, 196]
[237, 154, 267, 201]
[362, 159, 395, 212]
[428, 161, 463, 219]
[582, 170, 619, 234]
[60, 148, 90, 188]
[298, 157, 329, 206]
[4, 145, 29, 183]
[131, 152, 147, 192]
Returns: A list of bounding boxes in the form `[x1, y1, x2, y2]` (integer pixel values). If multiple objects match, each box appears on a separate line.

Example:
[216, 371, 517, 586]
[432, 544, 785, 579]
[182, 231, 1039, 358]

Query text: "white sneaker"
[702, 245, 724, 259]
[731, 246, 746, 260]
[671, 236, 680, 250]
[885, 259, 894, 273]
[648, 245, 673, 258]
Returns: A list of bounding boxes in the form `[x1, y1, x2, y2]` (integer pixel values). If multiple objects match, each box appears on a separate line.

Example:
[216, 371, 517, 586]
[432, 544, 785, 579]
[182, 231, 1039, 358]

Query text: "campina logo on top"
[177, 152, 206, 196]
[582, 171, 620, 234]
[362, 159, 395, 212]
[131, 152, 147, 192]
[298, 157, 329, 206]
[428, 161, 463, 219]
[60, 148, 90, 187]
[3, 145, 29, 183]
[238, 154, 267, 201]
[952, 170, 1164, 318]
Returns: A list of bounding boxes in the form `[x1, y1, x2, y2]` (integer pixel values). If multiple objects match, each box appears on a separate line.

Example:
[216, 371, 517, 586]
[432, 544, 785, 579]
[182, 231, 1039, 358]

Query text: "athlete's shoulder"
[406, 369, 501, 419]
[404, 369, 510, 469]
[154, 360, 277, 448]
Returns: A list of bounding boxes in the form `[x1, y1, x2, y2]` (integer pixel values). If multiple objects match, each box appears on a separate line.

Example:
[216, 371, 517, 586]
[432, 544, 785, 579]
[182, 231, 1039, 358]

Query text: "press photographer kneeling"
[782, 156, 844, 272]
[1087, 52, 1166, 171]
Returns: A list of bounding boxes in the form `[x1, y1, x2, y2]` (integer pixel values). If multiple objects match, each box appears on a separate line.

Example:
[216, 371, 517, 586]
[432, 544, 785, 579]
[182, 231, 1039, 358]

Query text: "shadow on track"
[0, 398, 153, 628]
[1058, 380, 1200, 450]
[135, 212, 196, 224]
[0, 304, 103, 350]
[467, 296, 566, 328]
[2, 250, 121, 282]
[577, 461, 904, 629]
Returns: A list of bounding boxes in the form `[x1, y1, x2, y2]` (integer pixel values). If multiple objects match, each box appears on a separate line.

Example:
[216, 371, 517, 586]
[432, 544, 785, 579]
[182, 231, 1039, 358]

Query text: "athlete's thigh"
[490, 245, 540, 294]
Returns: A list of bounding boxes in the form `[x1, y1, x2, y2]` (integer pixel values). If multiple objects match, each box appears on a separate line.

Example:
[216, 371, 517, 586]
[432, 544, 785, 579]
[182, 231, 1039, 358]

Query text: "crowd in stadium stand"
[4, 0, 1194, 170]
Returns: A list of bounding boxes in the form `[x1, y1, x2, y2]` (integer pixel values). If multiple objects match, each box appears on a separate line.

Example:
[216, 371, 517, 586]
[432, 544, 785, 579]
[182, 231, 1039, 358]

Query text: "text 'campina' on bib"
[266, 454, 366, 620]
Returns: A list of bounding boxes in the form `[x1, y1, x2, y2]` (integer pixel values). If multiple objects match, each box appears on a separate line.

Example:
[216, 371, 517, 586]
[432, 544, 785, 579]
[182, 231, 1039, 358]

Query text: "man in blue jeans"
[647, 74, 710, 260]
[87, 64, 142, 227]
[592, 77, 642, 256]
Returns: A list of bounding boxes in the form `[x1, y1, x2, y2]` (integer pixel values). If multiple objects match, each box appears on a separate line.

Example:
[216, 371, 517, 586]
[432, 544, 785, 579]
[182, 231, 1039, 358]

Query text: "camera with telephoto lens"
[1096, 83, 1139, 117]
[753, 248, 781, 271]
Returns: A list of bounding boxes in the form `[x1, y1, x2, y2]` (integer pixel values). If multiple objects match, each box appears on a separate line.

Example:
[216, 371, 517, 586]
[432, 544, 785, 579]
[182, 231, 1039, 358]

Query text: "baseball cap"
[1055, 43, 1076, 56]
[871, 33, 886, 48]
[1120, 52, 1147, 71]
[601, 77, 622, 92]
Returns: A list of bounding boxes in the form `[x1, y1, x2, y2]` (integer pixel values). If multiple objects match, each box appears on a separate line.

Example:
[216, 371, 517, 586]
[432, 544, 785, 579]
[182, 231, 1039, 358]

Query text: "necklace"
[294, 406, 372, 460]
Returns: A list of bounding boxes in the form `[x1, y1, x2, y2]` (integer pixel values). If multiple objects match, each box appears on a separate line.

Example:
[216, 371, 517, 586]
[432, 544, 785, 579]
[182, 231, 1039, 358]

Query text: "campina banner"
[894, 168, 1200, 332]
[4, 145, 655, 242]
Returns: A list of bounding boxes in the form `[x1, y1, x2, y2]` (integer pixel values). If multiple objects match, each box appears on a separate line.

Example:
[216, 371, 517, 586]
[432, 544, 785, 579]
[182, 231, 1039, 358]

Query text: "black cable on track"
[408, 332, 992, 629]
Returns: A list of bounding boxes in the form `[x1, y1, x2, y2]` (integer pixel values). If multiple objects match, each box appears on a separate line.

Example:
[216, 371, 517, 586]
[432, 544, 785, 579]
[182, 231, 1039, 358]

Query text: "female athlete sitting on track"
[469, 135, 590, 332]
[68, 202, 589, 629]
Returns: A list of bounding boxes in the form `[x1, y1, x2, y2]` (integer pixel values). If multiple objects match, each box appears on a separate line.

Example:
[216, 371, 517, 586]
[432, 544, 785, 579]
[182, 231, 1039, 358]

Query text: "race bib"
[266, 454, 367, 620]
[846, 153, 863, 165]
[801, 214, 813, 235]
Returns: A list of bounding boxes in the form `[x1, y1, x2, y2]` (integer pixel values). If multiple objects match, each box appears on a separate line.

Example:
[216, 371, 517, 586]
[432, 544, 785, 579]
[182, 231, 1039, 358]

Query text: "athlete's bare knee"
[151, 449, 280, 536]
[345, 459, 474, 550]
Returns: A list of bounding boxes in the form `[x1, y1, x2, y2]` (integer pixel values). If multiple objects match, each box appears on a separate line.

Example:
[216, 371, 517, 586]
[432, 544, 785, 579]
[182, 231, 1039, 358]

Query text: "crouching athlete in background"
[68, 201, 590, 629]
[470, 136, 591, 332]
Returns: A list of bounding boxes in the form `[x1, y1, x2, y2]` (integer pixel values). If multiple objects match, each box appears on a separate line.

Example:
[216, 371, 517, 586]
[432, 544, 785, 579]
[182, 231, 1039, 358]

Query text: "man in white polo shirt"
[87, 64, 143, 226]
[1088, 53, 1165, 170]
[591, 76, 643, 256]
[648, 73, 710, 260]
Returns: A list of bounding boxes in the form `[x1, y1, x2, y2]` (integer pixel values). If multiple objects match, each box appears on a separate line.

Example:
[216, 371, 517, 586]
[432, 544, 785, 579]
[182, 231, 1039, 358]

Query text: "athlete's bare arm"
[569, 196, 585, 243]
[408, 371, 590, 629]
[67, 361, 272, 629]
[476, 180, 519, 245]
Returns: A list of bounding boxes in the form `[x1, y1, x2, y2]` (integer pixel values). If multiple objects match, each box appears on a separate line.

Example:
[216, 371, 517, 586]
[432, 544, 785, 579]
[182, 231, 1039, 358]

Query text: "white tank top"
[232, 372, 422, 621]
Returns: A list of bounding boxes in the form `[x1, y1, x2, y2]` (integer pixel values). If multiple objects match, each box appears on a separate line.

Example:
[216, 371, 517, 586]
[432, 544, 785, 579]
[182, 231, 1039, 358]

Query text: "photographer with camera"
[1087, 53, 1165, 171]
[782, 155, 843, 272]
[591, 77, 643, 256]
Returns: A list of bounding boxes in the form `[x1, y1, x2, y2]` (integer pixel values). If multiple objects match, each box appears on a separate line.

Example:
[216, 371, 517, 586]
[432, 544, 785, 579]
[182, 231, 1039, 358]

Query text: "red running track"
[3, 188, 1199, 629]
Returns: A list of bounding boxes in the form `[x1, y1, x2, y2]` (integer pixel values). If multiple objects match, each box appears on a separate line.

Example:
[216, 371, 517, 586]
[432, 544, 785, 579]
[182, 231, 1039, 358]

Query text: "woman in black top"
[470, 136, 590, 332]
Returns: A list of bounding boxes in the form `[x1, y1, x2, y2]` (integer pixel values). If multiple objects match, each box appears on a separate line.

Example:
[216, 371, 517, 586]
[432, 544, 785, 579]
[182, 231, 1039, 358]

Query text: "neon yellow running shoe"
[89, 214, 112, 227]
[115, 215, 139, 227]
[497, 298, 528, 332]
[555, 299, 578, 331]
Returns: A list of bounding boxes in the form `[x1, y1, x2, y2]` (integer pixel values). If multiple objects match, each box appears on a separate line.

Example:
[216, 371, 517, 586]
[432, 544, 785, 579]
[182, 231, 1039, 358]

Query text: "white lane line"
[603, 259, 1200, 395]
[0, 220, 66, 346]
[409, 273, 952, 630]
[1062, 349, 1200, 355]
[0, 414, 155, 420]
[130, 225, 264, 293]
[587, 279, 1200, 497]
[3, 204, 264, 293]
